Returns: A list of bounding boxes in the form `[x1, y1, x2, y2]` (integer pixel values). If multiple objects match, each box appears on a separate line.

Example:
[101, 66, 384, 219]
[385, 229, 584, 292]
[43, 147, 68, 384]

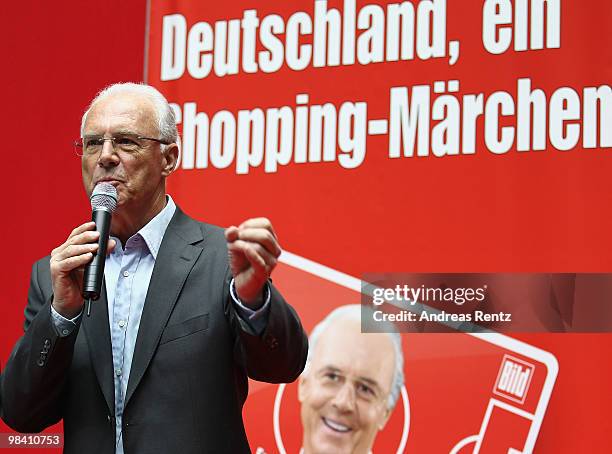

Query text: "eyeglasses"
[74, 134, 170, 156]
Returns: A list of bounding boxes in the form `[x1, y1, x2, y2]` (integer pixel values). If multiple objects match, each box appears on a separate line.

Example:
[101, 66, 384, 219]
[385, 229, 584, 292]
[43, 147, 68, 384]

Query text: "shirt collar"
[111, 195, 176, 260]
[137, 195, 177, 259]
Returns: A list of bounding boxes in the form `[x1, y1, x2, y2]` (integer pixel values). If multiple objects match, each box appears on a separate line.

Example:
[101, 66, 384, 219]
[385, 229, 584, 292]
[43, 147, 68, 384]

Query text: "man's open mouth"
[322, 417, 352, 433]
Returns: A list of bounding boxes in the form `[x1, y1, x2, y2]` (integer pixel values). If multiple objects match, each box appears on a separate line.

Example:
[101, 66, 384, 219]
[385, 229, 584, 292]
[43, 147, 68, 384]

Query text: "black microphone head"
[90, 182, 118, 212]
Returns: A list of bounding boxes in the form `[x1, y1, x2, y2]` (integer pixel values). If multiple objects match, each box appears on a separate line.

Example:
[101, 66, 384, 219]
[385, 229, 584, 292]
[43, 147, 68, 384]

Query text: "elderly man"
[298, 305, 405, 454]
[0, 83, 308, 453]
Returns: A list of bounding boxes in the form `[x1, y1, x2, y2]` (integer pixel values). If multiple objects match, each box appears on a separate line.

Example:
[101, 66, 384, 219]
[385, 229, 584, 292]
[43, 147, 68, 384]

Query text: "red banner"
[145, 0, 611, 452]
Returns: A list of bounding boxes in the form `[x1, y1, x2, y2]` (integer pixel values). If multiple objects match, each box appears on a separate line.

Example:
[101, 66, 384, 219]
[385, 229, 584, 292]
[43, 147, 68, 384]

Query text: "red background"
[1, 0, 610, 452]
[0, 1, 147, 451]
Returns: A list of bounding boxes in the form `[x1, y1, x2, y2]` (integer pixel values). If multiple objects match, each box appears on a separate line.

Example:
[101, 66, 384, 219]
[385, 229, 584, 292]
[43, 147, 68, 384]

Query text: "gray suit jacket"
[0, 207, 308, 453]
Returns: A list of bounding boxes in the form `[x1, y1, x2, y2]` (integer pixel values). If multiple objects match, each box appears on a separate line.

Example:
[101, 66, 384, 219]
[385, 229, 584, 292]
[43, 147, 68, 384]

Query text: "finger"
[227, 240, 246, 254]
[236, 228, 281, 257]
[52, 224, 95, 256]
[69, 230, 101, 246]
[53, 243, 99, 263]
[243, 244, 269, 280]
[231, 240, 277, 276]
[107, 238, 117, 256]
[254, 244, 277, 272]
[225, 226, 240, 243]
[238, 218, 277, 239]
[52, 252, 94, 274]
[55, 229, 100, 251]
[246, 241, 277, 270]
[53, 230, 101, 257]
[227, 240, 249, 271]
[67, 222, 96, 240]
[73, 262, 89, 273]
[54, 235, 115, 263]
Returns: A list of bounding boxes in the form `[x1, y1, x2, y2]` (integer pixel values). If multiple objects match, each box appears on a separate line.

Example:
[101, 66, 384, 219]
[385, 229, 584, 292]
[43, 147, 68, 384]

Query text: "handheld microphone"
[82, 182, 117, 314]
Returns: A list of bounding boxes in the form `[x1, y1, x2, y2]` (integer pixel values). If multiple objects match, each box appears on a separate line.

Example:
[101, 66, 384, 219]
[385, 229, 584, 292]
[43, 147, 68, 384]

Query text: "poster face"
[245, 262, 558, 454]
[140, 0, 612, 452]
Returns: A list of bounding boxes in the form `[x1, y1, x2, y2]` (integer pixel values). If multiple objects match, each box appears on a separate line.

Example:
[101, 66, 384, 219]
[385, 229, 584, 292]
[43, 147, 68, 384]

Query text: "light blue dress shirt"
[51, 195, 270, 453]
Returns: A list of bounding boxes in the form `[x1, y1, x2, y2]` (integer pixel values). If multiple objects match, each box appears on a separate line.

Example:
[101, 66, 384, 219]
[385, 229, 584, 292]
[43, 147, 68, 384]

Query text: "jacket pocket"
[159, 313, 210, 345]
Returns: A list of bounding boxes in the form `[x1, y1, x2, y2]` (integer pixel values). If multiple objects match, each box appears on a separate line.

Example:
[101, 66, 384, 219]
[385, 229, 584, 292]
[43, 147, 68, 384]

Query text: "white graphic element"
[494, 355, 535, 404]
[273, 382, 410, 454]
[434, 81, 446, 93]
[279, 250, 559, 454]
[449, 435, 479, 454]
[448, 80, 460, 93]
[368, 119, 389, 135]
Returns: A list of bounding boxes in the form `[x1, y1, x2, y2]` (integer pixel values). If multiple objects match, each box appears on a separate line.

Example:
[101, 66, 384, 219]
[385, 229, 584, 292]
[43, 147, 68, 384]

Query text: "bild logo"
[494, 355, 535, 404]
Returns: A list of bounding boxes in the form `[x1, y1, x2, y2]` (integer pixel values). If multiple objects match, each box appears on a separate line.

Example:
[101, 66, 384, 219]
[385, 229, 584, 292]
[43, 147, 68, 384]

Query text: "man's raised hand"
[225, 218, 281, 308]
[50, 222, 115, 318]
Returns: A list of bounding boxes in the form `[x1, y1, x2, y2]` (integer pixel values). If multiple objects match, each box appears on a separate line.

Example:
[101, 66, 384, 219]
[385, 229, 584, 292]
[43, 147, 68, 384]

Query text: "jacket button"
[36, 358, 45, 367]
[264, 334, 278, 349]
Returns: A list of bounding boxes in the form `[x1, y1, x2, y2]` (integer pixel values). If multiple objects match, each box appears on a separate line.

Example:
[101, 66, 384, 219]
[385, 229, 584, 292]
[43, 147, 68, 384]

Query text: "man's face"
[299, 318, 396, 454]
[81, 93, 172, 215]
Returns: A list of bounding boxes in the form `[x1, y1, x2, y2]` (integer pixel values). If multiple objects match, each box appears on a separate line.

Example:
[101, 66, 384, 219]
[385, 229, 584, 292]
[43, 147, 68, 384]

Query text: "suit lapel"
[82, 281, 115, 415]
[124, 208, 204, 407]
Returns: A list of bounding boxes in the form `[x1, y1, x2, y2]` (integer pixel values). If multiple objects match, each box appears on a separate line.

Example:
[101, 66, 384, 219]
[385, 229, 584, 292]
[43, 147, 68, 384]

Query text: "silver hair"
[304, 304, 405, 411]
[80, 82, 178, 144]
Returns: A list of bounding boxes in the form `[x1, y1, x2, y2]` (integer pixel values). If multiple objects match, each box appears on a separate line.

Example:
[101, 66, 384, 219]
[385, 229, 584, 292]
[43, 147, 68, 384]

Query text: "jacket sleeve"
[225, 273, 308, 384]
[1, 259, 79, 433]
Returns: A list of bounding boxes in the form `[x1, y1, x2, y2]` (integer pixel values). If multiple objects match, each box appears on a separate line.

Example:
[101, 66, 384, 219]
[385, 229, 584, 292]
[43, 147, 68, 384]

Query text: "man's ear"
[298, 374, 308, 403]
[377, 406, 392, 431]
[161, 143, 179, 176]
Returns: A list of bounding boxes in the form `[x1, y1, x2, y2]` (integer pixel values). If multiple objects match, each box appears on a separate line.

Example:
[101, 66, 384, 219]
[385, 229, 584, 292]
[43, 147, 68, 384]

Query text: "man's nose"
[97, 139, 119, 167]
[331, 383, 356, 413]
